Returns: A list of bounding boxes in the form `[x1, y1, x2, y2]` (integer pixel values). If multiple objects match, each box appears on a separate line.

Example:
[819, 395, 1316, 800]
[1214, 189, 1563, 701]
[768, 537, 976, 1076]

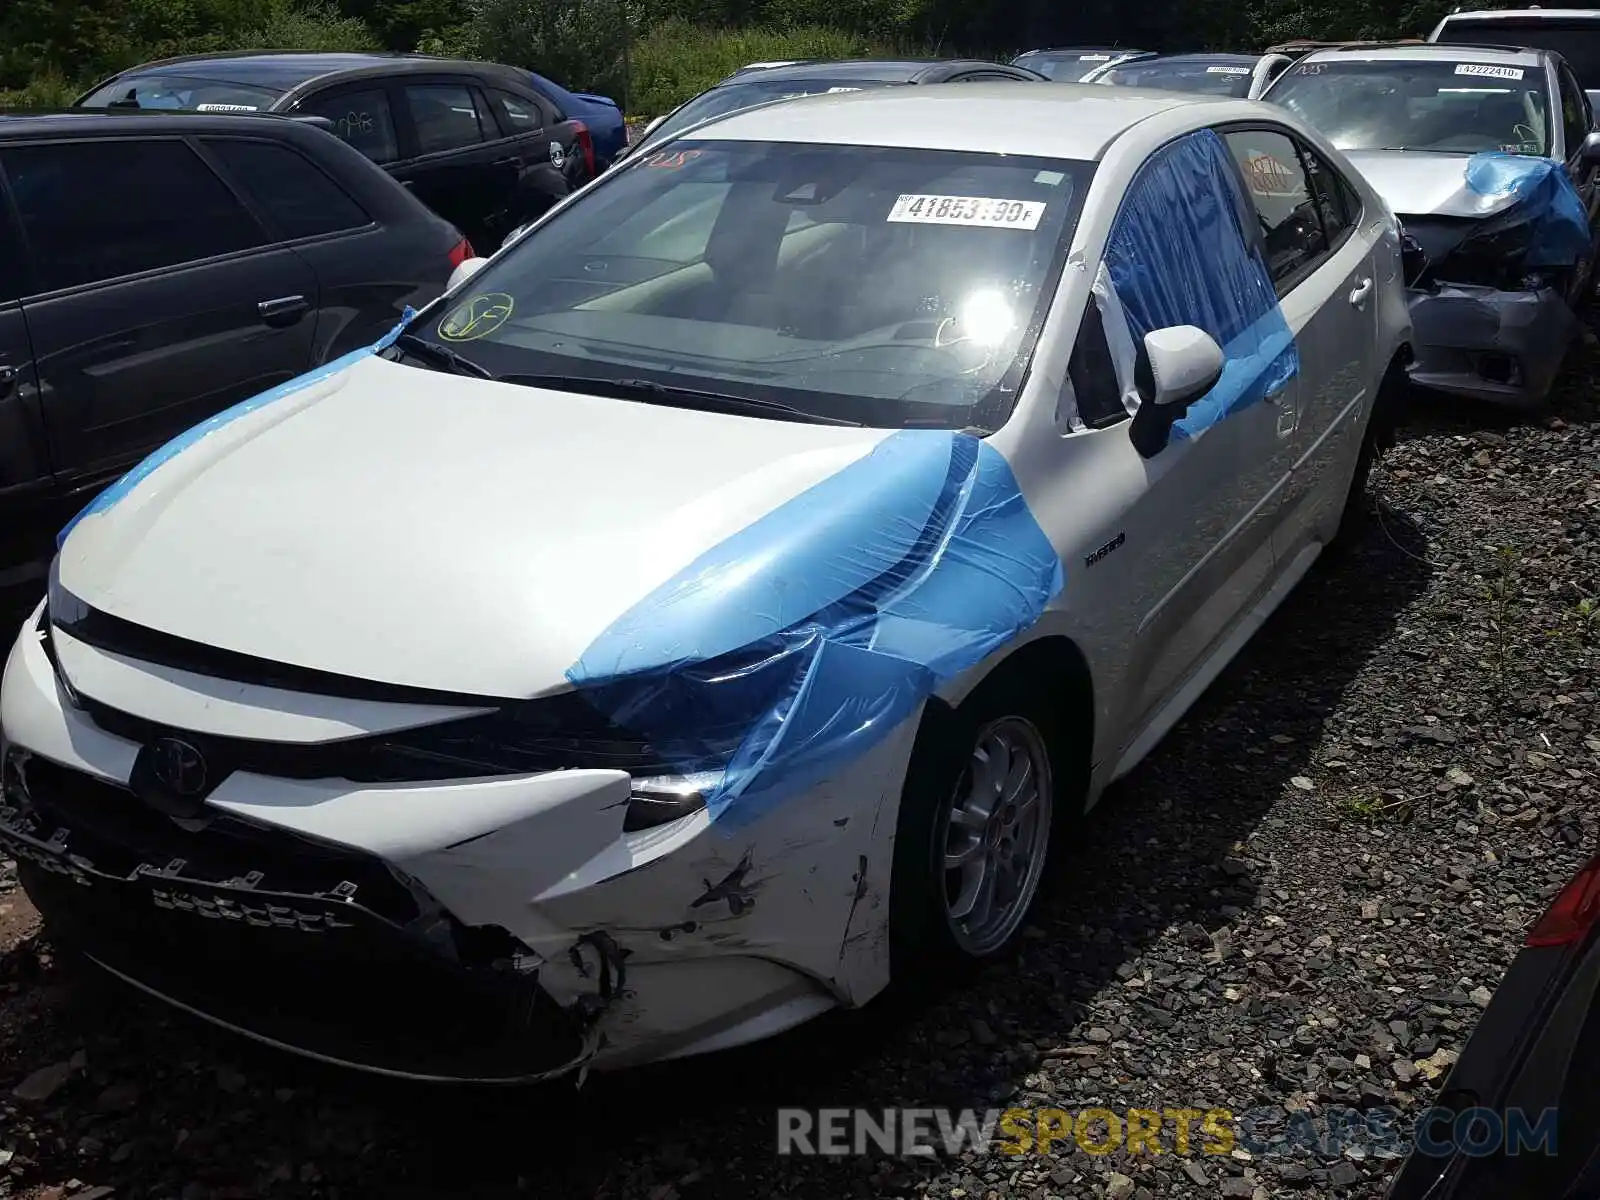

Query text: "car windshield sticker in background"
[888, 195, 1047, 229]
[439, 293, 515, 341]
[1207, 66, 1252, 75]
[645, 148, 703, 169]
[1080, 54, 1112, 61]
[1456, 64, 1525, 80]
[825, 86, 862, 94]
[196, 102, 258, 112]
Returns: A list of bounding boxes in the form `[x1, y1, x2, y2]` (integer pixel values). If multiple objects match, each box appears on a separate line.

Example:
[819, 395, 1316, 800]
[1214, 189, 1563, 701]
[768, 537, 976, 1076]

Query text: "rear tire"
[889, 666, 1075, 976]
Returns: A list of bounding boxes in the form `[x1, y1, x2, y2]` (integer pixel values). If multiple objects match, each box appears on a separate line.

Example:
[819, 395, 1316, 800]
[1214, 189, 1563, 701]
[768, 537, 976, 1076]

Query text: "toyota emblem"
[150, 737, 208, 797]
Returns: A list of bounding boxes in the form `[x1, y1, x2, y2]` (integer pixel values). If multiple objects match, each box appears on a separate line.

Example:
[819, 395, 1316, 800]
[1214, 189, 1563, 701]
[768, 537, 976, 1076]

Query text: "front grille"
[2, 750, 593, 1082]
[10, 754, 422, 925]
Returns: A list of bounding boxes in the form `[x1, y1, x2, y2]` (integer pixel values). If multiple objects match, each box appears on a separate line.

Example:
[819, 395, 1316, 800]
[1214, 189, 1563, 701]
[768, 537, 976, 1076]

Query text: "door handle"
[257, 295, 310, 327]
[0, 362, 16, 399]
[1348, 277, 1374, 307]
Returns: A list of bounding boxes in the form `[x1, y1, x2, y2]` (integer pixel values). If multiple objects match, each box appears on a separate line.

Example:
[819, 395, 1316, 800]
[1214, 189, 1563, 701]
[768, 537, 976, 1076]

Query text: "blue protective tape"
[1463, 151, 1593, 268]
[57, 308, 416, 547]
[568, 429, 1064, 826]
[1104, 128, 1298, 441]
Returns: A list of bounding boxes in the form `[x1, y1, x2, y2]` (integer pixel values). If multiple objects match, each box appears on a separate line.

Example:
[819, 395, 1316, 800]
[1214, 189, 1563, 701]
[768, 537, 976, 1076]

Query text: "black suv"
[0, 109, 466, 555]
[77, 52, 599, 252]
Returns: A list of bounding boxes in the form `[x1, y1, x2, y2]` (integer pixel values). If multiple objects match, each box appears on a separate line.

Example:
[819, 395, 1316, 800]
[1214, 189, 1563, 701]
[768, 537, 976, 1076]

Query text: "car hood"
[56, 354, 893, 699]
[1340, 149, 1535, 219]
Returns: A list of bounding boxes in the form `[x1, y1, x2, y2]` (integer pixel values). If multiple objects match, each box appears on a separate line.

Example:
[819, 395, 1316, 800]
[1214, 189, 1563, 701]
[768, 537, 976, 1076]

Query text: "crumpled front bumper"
[0, 603, 914, 1079]
[1406, 284, 1575, 406]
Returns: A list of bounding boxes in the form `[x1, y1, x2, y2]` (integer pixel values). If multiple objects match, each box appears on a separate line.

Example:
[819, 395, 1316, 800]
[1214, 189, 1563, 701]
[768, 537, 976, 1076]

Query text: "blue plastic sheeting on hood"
[57, 308, 417, 547]
[568, 429, 1064, 827]
[1463, 152, 1593, 269]
[1103, 128, 1298, 442]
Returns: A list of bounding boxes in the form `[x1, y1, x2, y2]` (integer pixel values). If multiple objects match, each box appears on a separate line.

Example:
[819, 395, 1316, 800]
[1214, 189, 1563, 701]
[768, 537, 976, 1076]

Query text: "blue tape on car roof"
[568, 429, 1064, 827]
[1464, 151, 1593, 268]
[1104, 127, 1298, 441]
[57, 308, 416, 547]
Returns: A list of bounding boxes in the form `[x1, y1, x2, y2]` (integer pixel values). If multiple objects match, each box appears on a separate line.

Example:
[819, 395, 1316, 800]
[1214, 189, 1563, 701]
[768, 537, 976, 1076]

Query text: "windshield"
[1436, 18, 1600, 91]
[415, 140, 1091, 428]
[1016, 52, 1123, 82]
[78, 72, 282, 111]
[1269, 59, 1551, 154]
[637, 79, 897, 152]
[1098, 59, 1255, 96]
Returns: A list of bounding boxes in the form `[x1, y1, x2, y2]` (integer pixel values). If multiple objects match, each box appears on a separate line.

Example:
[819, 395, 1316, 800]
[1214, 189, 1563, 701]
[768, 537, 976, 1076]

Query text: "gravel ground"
[2, 322, 1599, 1200]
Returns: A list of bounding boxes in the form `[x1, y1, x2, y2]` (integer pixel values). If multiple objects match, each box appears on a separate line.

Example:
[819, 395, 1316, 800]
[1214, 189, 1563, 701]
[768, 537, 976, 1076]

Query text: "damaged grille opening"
[8, 753, 423, 926]
[2, 751, 592, 1081]
[1400, 212, 1552, 292]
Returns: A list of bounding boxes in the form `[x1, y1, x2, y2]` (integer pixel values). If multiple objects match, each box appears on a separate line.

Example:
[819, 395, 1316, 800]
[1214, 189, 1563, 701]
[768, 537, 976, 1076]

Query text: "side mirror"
[1129, 325, 1225, 458]
[1580, 131, 1600, 165]
[446, 256, 489, 292]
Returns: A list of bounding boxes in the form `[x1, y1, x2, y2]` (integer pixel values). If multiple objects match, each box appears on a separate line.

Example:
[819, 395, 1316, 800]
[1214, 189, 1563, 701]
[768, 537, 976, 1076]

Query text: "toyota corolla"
[1, 85, 1410, 1082]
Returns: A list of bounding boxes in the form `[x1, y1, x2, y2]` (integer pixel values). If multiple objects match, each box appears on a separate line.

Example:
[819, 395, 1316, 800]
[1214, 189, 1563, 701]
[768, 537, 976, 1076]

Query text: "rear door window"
[1, 138, 265, 292]
[300, 88, 400, 163]
[405, 84, 491, 155]
[203, 138, 372, 239]
[490, 89, 549, 133]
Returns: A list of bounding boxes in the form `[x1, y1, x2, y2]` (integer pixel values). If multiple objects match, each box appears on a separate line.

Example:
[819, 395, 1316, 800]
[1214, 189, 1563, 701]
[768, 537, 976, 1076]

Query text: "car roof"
[1016, 47, 1149, 57]
[1300, 41, 1546, 67]
[1112, 52, 1264, 66]
[676, 83, 1204, 159]
[716, 59, 992, 85]
[97, 50, 459, 91]
[0, 108, 329, 136]
[1439, 7, 1600, 20]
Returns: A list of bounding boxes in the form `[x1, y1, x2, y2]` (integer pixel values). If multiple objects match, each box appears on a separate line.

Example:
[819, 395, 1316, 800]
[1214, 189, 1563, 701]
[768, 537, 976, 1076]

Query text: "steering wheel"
[1511, 123, 1540, 152]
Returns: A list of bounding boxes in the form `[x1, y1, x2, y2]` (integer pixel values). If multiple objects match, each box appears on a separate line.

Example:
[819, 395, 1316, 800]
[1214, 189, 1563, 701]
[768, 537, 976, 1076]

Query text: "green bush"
[625, 18, 900, 114]
[0, 70, 80, 108]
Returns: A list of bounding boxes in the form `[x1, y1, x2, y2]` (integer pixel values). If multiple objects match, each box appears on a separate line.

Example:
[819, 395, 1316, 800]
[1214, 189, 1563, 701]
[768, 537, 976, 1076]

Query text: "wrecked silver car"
[1266, 43, 1600, 405]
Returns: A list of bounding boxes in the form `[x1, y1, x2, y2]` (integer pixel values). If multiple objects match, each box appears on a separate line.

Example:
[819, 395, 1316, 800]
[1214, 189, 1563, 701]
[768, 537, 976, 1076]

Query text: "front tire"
[890, 670, 1068, 974]
[1332, 360, 1407, 549]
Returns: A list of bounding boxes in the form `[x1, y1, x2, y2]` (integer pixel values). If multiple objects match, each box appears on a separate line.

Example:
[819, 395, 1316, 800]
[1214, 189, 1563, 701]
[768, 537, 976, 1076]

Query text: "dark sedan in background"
[0, 108, 463, 565]
[1085, 51, 1294, 98]
[621, 57, 1047, 161]
[1385, 849, 1600, 1198]
[76, 51, 597, 251]
[1010, 46, 1153, 81]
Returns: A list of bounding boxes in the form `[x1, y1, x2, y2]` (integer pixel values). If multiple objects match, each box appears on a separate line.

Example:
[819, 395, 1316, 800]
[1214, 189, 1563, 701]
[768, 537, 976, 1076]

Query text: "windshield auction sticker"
[439, 293, 515, 341]
[888, 195, 1046, 229]
[1455, 63, 1525, 80]
[1206, 66, 1252, 75]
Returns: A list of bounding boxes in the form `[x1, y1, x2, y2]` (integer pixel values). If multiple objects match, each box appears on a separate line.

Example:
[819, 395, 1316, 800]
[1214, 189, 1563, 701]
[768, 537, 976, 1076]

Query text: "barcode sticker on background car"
[1206, 66, 1252, 75]
[887, 195, 1046, 229]
[1079, 54, 1111, 61]
[196, 102, 259, 111]
[1455, 63, 1525, 80]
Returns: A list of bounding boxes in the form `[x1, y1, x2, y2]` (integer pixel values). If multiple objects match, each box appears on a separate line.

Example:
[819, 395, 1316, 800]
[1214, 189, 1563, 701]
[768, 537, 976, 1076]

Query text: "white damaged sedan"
[1, 86, 1411, 1081]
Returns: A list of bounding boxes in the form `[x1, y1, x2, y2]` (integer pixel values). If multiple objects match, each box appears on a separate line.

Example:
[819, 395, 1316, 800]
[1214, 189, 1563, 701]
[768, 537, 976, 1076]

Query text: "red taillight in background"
[570, 120, 596, 178]
[447, 237, 475, 268]
[1526, 853, 1600, 947]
